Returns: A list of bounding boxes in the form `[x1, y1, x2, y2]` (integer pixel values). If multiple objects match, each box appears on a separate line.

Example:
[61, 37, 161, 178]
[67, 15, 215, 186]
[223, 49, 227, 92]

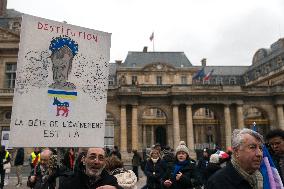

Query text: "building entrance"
[155, 126, 167, 147]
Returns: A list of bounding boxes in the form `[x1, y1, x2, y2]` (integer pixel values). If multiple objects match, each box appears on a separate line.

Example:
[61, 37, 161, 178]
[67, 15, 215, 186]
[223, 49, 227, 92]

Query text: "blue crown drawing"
[49, 36, 78, 56]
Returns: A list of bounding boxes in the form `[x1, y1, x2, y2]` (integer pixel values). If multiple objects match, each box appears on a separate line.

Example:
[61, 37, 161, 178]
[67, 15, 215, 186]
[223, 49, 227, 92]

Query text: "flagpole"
[153, 37, 155, 52]
[150, 32, 155, 51]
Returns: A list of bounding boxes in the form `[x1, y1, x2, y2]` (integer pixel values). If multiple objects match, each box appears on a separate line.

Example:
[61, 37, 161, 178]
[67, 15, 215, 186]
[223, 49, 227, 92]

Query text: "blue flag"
[192, 67, 205, 80]
[260, 146, 284, 189]
[252, 123, 284, 188]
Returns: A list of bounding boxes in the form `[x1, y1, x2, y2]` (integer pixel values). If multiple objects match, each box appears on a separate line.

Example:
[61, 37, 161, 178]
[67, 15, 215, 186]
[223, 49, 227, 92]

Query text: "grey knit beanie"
[175, 141, 189, 155]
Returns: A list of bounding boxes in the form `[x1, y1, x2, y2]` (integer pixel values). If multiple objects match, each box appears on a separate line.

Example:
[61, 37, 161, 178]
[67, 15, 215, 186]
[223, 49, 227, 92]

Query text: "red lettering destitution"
[37, 22, 98, 42]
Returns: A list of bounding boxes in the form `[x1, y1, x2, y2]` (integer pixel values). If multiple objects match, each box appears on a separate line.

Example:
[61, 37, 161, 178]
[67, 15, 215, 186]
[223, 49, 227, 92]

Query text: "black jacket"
[59, 169, 123, 189]
[162, 159, 201, 189]
[197, 156, 209, 184]
[204, 163, 221, 182]
[145, 158, 163, 189]
[14, 148, 24, 166]
[27, 163, 58, 189]
[206, 162, 252, 189]
[0, 150, 10, 170]
[62, 151, 75, 171]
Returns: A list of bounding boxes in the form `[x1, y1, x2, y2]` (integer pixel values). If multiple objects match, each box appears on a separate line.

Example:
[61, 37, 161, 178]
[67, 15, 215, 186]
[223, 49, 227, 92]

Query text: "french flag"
[260, 145, 284, 189]
[192, 67, 205, 80]
[204, 69, 214, 81]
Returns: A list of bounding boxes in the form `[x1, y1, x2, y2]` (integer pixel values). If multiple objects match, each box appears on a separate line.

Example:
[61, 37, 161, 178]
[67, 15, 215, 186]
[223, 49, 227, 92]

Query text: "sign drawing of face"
[48, 36, 78, 91]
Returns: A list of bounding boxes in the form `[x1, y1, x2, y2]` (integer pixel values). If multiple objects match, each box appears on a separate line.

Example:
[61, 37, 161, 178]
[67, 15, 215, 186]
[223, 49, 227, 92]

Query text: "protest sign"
[10, 14, 111, 147]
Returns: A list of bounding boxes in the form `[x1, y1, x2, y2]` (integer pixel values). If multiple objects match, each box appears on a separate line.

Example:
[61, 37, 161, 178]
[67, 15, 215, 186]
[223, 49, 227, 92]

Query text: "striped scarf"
[231, 157, 263, 189]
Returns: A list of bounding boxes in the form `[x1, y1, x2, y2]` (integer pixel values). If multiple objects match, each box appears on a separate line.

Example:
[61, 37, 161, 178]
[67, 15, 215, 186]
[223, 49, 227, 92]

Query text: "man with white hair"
[206, 128, 264, 189]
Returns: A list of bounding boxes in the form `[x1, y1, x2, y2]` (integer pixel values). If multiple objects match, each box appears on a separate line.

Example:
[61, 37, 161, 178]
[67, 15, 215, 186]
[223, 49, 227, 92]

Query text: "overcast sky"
[7, 0, 284, 66]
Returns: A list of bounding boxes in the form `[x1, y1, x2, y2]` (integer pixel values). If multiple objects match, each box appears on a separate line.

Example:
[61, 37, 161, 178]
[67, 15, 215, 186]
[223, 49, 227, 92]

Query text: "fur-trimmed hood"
[111, 168, 137, 189]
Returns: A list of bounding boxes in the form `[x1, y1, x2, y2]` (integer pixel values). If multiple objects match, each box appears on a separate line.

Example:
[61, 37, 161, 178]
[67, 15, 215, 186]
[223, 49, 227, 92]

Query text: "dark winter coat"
[59, 169, 123, 189]
[204, 163, 221, 185]
[62, 151, 75, 171]
[197, 156, 209, 184]
[27, 163, 58, 189]
[162, 159, 201, 189]
[160, 152, 175, 179]
[0, 149, 10, 171]
[132, 152, 141, 167]
[111, 150, 122, 160]
[206, 162, 253, 189]
[14, 148, 25, 166]
[145, 158, 163, 189]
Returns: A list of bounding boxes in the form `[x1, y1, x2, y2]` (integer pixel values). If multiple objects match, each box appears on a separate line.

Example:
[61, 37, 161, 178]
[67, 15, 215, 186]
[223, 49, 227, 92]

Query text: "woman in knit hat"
[145, 149, 163, 189]
[162, 141, 201, 189]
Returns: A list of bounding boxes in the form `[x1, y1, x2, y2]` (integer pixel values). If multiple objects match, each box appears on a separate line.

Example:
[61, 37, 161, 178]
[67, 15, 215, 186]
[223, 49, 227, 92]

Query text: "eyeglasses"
[86, 154, 105, 161]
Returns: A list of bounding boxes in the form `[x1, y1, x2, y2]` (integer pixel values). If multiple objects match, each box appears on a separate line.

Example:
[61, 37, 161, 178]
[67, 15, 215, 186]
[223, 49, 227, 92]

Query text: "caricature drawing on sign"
[47, 36, 78, 117]
[49, 36, 78, 90]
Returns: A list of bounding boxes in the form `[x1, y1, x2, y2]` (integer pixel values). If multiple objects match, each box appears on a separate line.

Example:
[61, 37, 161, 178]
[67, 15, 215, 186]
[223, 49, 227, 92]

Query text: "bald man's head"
[40, 149, 53, 168]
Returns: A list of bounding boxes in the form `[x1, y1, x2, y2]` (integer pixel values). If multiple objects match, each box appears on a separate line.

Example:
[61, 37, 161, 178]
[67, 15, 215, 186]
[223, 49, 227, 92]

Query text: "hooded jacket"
[111, 168, 137, 189]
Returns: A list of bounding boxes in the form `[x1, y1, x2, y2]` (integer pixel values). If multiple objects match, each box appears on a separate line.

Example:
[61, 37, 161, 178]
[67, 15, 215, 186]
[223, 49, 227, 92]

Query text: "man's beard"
[85, 164, 105, 177]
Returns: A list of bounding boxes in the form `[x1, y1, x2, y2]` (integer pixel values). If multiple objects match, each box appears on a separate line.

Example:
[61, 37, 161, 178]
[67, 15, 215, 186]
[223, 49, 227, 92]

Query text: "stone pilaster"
[173, 105, 180, 148]
[120, 105, 127, 152]
[224, 105, 232, 148]
[237, 105, 244, 129]
[131, 105, 138, 150]
[151, 126, 154, 146]
[276, 105, 284, 130]
[186, 105, 196, 159]
[143, 125, 147, 148]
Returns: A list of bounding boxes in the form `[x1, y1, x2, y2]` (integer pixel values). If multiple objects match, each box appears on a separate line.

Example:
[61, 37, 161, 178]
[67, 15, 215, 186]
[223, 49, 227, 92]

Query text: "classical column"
[236, 105, 244, 129]
[143, 125, 147, 148]
[224, 105, 232, 148]
[132, 105, 138, 150]
[200, 125, 205, 143]
[120, 105, 127, 152]
[151, 126, 154, 146]
[276, 105, 284, 130]
[186, 105, 195, 154]
[173, 105, 180, 148]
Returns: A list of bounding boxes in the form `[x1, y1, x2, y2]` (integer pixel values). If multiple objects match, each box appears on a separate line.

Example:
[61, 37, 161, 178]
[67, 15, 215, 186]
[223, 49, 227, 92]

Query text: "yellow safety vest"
[31, 152, 40, 165]
[5, 151, 9, 160]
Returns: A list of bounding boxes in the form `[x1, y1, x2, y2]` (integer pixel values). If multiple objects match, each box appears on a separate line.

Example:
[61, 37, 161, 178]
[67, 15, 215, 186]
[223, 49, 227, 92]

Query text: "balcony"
[0, 88, 14, 99]
[142, 118, 167, 125]
[0, 88, 14, 93]
[193, 119, 220, 125]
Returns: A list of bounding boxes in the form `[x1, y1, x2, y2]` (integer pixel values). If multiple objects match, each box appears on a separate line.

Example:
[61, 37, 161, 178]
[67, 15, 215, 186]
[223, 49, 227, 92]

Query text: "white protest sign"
[1, 130, 11, 149]
[10, 14, 111, 147]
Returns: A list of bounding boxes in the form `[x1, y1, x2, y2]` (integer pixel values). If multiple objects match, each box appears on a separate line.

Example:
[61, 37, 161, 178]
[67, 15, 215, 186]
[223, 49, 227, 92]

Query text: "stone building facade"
[0, 1, 284, 159]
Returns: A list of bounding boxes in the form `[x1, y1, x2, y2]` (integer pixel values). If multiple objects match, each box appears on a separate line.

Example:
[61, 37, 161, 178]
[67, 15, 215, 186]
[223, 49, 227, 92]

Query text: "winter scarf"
[231, 156, 263, 189]
[151, 158, 159, 164]
[172, 160, 188, 180]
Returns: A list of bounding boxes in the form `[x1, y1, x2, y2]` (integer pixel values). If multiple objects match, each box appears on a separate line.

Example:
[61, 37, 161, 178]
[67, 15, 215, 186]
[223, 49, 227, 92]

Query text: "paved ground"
[4, 165, 147, 189]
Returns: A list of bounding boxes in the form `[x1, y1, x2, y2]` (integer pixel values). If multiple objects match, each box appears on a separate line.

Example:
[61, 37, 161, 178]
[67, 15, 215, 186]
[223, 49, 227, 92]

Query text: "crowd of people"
[0, 128, 284, 189]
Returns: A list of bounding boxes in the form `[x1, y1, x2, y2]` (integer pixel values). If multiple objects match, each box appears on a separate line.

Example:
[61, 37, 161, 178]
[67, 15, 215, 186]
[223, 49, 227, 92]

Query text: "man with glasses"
[266, 129, 284, 184]
[59, 147, 122, 189]
[207, 128, 264, 189]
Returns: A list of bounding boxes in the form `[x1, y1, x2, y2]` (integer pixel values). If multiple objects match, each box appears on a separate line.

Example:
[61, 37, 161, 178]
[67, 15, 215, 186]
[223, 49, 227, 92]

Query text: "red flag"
[149, 32, 154, 41]
[204, 69, 214, 81]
